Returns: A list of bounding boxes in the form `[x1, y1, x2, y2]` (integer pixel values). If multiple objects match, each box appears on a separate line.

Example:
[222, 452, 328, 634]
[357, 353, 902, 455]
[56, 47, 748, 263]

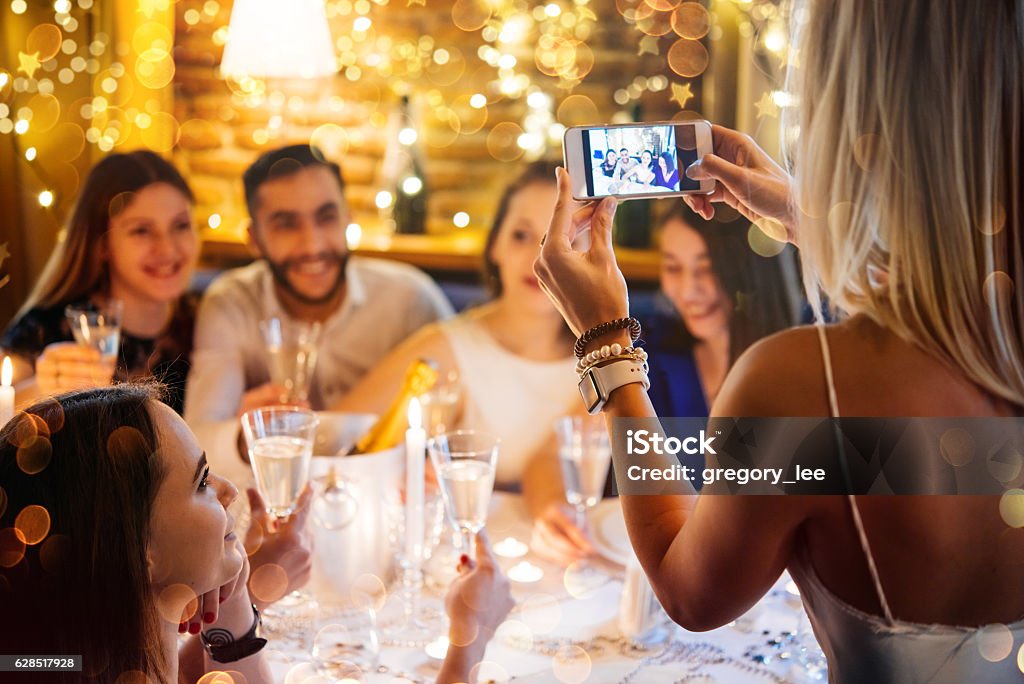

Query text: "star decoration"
[735, 290, 755, 314]
[18, 51, 41, 78]
[778, 47, 801, 69]
[754, 91, 779, 119]
[637, 35, 660, 56]
[670, 82, 694, 108]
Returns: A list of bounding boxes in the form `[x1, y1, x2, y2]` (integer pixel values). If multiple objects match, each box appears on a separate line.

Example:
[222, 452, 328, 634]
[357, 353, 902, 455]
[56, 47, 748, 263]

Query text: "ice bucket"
[307, 412, 403, 604]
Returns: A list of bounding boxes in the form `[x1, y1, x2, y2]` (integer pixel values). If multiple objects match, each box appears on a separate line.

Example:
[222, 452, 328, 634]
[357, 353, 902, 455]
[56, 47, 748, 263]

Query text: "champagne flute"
[65, 299, 123, 364]
[555, 415, 611, 533]
[259, 316, 322, 403]
[240, 406, 319, 650]
[427, 430, 498, 557]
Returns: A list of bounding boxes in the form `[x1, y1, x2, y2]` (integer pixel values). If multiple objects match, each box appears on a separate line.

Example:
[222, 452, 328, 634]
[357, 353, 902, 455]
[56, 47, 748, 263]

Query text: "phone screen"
[581, 123, 700, 198]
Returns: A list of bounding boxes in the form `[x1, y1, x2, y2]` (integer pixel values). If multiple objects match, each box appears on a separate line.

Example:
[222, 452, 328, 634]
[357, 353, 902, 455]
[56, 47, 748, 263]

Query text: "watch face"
[578, 372, 602, 414]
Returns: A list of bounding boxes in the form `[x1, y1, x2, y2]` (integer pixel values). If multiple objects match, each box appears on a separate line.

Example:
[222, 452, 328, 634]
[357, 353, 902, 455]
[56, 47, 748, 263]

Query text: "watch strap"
[578, 358, 649, 415]
[200, 603, 267, 663]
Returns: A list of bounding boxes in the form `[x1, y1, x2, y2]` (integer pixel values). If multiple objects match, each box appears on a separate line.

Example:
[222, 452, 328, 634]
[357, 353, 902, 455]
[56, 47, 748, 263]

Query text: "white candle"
[508, 561, 544, 583]
[0, 357, 14, 426]
[494, 536, 529, 558]
[405, 396, 426, 563]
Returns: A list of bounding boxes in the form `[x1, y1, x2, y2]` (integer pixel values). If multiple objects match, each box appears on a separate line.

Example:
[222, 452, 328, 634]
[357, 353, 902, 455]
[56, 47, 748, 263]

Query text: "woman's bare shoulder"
[713, 325, 832, 417]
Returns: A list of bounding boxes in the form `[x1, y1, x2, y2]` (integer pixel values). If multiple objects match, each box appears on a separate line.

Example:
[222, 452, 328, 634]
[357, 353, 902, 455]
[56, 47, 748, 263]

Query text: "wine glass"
[312, 607, 380, 683]
[240, 406, 319, 651]
[427, 430, 499, 557]
[555, 415, 611, 532]
[419, 372, 463, 437]
[259, 316, 322, 403]
[65, 299, 123, 363]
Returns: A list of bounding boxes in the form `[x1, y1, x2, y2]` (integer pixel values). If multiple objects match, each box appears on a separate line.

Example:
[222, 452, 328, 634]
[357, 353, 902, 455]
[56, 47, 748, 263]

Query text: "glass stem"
[575, 504, 587, 533]
[460, 528, 474, 558]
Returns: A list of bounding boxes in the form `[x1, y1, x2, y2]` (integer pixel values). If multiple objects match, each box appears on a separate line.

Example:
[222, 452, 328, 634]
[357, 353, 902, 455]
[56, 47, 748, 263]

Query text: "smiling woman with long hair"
[1, 151, 199, 413]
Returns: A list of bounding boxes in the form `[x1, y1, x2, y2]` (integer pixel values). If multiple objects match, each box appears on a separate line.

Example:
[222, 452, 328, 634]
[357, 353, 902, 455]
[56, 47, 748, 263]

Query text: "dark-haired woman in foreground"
[0, 386, 512, 683]
[535, 0, 1024, 680]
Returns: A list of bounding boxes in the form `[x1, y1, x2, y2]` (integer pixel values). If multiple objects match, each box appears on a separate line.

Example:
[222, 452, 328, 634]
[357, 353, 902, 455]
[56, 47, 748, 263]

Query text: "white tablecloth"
[269, 493, 819, 683]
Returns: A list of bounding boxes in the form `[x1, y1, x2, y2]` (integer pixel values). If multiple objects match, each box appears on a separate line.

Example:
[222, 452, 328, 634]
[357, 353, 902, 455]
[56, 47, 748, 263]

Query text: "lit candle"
[0, 357, 14, 426]
[508, 561, 544, 583]
[405, 396, 426, 563]
[494, 536, 529, 558]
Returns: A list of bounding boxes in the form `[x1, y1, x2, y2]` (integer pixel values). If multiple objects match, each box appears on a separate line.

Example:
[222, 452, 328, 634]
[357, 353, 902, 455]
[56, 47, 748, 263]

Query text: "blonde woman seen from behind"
[534, 1, 1024, 681]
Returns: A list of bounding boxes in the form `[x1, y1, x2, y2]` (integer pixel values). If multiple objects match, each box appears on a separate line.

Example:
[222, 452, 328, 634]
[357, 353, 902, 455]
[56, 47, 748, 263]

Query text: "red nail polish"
[460, 554, 469, 565]
[203, 612, 215, 624]
[218, 595, 227, 603]
[188, 622, 200, 635]
[178, 622, 186, 633]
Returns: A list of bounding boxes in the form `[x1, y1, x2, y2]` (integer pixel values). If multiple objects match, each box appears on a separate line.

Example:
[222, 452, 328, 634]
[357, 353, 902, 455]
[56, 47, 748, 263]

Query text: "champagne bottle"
[347, 358, 438, 455]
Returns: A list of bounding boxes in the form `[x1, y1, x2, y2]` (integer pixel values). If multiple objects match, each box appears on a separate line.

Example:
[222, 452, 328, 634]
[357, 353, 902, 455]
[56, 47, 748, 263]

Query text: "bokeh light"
[552, 645, 592, 684]
[486, 121, 525, 162]
[667, 37, 709, 77]
[248, 563, 289, 604]
[14, 504, 51, 545]
[0, 527, 27, 568]
[977, 623, 1013, 662]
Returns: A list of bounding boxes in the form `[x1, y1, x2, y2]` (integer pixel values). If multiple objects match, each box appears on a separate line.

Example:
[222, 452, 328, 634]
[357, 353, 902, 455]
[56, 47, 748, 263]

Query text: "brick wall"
[170, 0, 695, 245]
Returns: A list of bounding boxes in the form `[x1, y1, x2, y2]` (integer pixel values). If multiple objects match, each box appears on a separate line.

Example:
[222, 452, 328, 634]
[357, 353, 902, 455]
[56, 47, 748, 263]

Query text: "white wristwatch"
[578, 359, 650, 415]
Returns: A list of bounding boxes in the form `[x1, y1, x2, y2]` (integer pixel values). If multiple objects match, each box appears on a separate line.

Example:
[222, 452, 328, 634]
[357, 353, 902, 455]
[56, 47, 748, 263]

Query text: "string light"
[398, 127, 418, 145]
[24, 147, 36, 161]
[452, 211, 470, 228]
[38, 190, 54, 207]
[375, 190, 394, 209]
[401, 176, 423, 195]
[208, 214, 221, 229]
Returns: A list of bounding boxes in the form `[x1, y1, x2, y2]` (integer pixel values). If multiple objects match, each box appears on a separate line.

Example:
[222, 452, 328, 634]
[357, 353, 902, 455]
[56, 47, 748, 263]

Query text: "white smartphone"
[562, 119, 715, 201]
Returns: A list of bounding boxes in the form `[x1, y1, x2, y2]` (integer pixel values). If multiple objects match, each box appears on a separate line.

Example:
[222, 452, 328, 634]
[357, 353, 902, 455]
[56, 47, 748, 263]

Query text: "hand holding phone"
[562, 119, 715, 201]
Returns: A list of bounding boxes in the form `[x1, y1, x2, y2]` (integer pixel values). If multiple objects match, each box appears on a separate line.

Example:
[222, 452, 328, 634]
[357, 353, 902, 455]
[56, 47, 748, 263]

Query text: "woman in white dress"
[534, 0, 1024, 681]
[339, 162, 592, 565]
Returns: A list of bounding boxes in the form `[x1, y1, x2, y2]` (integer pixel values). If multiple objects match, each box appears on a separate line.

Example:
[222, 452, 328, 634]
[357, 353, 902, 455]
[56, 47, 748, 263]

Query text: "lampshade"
[220, 0, 336, 80]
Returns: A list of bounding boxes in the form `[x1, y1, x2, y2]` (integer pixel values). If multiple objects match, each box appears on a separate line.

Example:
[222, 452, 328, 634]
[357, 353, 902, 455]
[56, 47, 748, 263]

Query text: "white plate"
[589, 498, 632, 566]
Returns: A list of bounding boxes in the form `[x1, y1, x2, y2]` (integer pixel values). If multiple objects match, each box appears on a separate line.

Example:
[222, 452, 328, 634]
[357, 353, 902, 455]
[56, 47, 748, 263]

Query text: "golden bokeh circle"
[47, 122, 86, 163]
[310, 123, 350, 158]
[748, 222, 787, 258]
[0, 527, 27, 568]
[556, 94, 599, 127]
[495, 619, 534, 652]
[423, 106, 461, 149]
[487, 122, 525, 162]
[39, 533, 71, 574]
[451, 93, 488, 135]
[132, 22, 173, 56]
[646, 0, 682, 10]
[671, 2, 711, 40]
[852, 133, 882, 173]
[17, 435, 52, 475]
[249, 563, 289, 604]
[427, 46, 466, 87]
[136, 49, 175, 90]
[986, 442, 1023, 484]
[26, 24, 63, 62]
[469, 661, 510, 684]
[667, 38, 709, 78]
[552, 645, 592, 684]
[14, 504, 50, 545]
[452, 0, 492, 32]
[26, 94, 61, 133]
[7, 411, 45, 448]
[999, 489, 1024, 528]
[197, 672, 247, 684]
[156, 583, 198, 623]
[638, 10, 674, 37]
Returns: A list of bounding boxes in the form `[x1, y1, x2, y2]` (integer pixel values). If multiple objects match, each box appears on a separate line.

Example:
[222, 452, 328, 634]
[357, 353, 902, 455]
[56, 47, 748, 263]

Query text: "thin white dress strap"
[815, 324, 896, 624]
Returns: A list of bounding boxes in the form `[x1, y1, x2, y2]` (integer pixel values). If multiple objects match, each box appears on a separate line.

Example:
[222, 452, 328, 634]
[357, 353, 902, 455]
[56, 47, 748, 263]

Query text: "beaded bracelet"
[574, 317, 642, 359]
[575, 343, 649, 375]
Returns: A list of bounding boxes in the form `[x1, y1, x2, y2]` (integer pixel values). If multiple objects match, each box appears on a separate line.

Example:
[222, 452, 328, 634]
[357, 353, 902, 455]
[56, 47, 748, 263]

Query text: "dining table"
[265, 492, 825, 684]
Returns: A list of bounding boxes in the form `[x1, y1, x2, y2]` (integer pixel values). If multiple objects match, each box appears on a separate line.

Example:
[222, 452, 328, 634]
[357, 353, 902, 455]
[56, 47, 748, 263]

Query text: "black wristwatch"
[200, 603, 267, 663]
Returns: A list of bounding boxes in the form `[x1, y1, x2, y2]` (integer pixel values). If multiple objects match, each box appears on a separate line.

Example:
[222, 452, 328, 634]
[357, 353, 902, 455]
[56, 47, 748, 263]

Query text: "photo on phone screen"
[581, 123, 700, 198]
